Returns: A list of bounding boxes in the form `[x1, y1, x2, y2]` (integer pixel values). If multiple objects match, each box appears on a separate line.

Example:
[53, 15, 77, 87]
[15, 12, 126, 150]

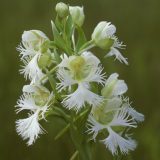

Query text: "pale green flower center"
[93, 104, 114, 125]
[33, 88, 50, 106]
[38, 54, 51, 69]
[69, 56, 90, 81]
[93, 101, 126, 133]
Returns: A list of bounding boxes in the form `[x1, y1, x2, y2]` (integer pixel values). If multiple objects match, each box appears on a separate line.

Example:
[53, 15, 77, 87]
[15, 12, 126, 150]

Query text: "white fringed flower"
[17, 30, 49, 59]
[87, 74, 144, 155]
[16, 85, 53, 145]
[57, 51, 105, 111]
[92, 21, 128, 65]
[92, 21, 116, 43]
[17, 30, 49, 83]
[88, 99, 143, 155]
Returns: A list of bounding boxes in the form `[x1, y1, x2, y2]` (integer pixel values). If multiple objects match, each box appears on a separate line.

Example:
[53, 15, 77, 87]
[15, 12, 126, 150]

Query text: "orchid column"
[15, 2, 144, 160]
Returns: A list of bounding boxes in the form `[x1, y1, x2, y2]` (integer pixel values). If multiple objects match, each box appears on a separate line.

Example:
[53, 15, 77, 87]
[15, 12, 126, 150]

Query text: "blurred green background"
[0, 0, 160, 159]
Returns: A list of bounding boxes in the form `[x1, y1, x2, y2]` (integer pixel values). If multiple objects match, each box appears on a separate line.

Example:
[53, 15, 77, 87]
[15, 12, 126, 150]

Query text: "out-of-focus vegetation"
[0, 0, 160, 159]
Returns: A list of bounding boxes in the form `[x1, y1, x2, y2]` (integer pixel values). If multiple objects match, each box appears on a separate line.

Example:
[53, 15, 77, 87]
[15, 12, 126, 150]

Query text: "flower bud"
[69, 6, 85, 27]
[55, 2, 69, 18]
[91, 21, 116, 50]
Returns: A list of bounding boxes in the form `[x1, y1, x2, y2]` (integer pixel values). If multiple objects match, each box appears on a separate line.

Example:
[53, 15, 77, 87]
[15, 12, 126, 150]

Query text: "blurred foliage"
[0, 0, 160, 159]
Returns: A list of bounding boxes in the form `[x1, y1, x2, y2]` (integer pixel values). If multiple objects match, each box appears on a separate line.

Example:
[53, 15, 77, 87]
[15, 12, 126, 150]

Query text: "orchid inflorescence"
[15, 2, 144, 159]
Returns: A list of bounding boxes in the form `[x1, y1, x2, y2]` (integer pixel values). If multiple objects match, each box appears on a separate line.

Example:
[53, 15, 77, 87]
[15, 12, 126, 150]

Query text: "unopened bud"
[55, 2, 69, 18]
[69, 6, 85, 27]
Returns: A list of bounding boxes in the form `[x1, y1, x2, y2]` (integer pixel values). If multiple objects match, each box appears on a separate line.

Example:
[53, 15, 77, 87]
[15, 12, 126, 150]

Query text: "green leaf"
[55, 16, 63, 32]
[54, 49, 61, 63]
[39, 107, 62, 121]
[51, 21, 65, 48]
[47, 72, 57, 93]
[65, 15, 73, 41]
[53, 106, 70, 121]
[51, 20, 73, 55]
[76, 107, 91, 132]
[45, 68, 59, 99]
[54, 123, 70, 140]
[70, 124, 82, 148]
[45, 108, 60, 118]
[51, 20, 60, 39]
[76, 26, 87, 52]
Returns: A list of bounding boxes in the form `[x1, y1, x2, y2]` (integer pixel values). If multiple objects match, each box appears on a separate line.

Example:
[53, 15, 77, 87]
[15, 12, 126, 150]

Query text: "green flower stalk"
[15, 2, 144, 160]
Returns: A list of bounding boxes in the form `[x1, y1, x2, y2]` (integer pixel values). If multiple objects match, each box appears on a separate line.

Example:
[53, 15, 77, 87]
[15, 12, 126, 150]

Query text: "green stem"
[53, 106, 70, 121]
[54, 123, 70, 140]
[72, 27, 76, 51]
[39, 110, 61, 121]
[78, 40, 95, 54]
[69, 107, 93, 160]
[70, 150, 79, 160]
[54, 108, 90, 140]
[70, 127, 93, 160]
[40, 66, 57, 83]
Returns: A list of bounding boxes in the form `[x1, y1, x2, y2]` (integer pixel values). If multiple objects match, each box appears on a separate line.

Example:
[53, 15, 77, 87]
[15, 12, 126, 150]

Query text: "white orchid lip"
[20, 53, 45, 84]
[62, 83, 103, 111]
[101, 127, 137, 155]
